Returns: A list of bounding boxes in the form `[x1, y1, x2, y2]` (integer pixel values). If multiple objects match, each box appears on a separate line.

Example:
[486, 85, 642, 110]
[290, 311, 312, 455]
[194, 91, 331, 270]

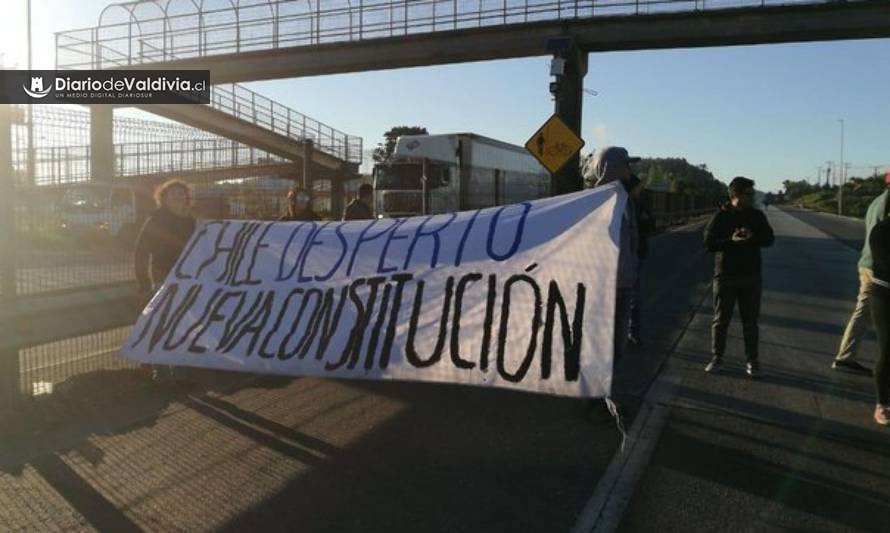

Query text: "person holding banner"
[133, 179, 197, 382]
[704, 177, 774, 377]
[134, 179, 197, 295]
[628, 174, 655, 346]
[280, 186, 319, 222]
[867, 193, 890, 425]
[343, 183, 375, 220]
[586, 146, 641, 364]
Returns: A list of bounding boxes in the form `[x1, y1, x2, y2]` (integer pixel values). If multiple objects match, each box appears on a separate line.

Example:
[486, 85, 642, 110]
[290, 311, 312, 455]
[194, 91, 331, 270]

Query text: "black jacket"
[134, 207, 196, 291]
[871, 216, 890, 285]
[704, 205, 775, 277]
[635, 193, 656, 259]
[343, 198, 374, 221]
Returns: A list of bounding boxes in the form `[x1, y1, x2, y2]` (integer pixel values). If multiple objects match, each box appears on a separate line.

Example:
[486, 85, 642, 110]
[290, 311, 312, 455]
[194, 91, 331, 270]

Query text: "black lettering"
[324, 279, 368, 370]
[450, 273, 482, 370]
[130, 283, 179, 348]
[364, 283, 392, 370]
[542, 281, 586, 381]
[219, 291, 275, 355]
[496, 274, 542, 383]
[405, 277, 454, 368]
[316, 283, 355, 363]
[188, 290, 246, 354]
[379, 273, 413, 369]
[258, 288, 303, 359]
[164, 287, 223, 351]
[479, 274, 497, 372]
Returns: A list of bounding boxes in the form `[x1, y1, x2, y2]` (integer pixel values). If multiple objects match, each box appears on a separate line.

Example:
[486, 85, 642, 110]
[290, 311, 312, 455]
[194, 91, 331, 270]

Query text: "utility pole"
[817, 166, 822, 186]
[547, 37, 587, 196]
[838, 119, 845, 215]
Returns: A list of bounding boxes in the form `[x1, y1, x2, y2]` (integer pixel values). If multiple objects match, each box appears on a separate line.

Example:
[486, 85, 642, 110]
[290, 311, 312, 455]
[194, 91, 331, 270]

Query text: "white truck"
[372, 133, 551, 218]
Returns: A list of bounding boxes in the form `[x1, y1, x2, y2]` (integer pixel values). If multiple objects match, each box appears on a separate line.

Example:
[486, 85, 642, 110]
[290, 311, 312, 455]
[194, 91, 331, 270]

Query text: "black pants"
[712, 275, 762, 362]
[871, 284, 890, 405]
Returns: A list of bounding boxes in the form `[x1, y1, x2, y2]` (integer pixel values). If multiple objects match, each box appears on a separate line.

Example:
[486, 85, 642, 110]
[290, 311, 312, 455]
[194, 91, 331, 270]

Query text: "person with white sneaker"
[868, 179, 890, 425]
[703, 177, 775, 377]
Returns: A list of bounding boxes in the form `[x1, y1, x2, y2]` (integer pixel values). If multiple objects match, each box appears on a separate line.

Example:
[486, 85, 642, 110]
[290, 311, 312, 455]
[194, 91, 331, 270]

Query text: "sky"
[1, 0, 889, 193]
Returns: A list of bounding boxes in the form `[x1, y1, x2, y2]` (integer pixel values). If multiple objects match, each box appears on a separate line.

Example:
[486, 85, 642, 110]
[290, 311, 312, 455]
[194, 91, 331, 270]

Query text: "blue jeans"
[615, 287, 633, 363]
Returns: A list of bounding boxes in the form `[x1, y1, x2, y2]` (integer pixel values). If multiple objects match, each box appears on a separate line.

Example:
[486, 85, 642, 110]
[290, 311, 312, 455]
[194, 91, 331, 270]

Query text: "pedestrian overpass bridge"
[55, 0, 890, 82]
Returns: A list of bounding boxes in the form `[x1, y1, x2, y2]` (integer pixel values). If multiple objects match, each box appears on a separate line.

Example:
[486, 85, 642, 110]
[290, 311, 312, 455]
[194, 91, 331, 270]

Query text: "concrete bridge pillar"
[90, 105, 114, 182]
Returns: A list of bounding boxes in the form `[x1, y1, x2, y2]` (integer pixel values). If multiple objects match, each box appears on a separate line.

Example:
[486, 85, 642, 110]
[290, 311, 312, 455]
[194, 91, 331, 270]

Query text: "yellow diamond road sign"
[525, 114, 585, 174]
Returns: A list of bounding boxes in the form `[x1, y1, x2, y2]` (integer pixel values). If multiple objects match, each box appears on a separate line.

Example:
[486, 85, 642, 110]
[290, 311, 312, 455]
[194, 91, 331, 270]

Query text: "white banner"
[122, 183, 626, 398]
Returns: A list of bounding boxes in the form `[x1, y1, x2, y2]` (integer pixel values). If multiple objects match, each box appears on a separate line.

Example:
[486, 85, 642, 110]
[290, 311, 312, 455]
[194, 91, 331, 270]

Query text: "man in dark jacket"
[134, 180, 196, 294]
[704, 176, 775, 377]
[628, 174, 655, 345]
[343, 183, 374, 220]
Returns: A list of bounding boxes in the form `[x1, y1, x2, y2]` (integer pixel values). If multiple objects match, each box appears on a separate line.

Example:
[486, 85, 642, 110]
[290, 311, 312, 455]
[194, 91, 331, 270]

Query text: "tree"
[372, 126, 429, 163]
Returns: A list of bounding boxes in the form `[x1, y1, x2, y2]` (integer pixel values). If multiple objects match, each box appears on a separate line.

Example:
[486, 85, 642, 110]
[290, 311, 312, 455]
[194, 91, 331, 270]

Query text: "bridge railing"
[208, 83, 363, 165]
[27, 139, 287, 186]
[57, 0, 825, 70]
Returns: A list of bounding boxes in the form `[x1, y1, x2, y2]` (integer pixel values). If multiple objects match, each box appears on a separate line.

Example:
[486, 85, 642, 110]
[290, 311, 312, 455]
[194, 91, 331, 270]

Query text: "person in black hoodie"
[868, 197, 890, 425]
[280, 186, 319, 222]
[703, 177, 775, 377]
[628, 174, 656, 346]
[343, 183, 375, 220]
[134, 179, 197, 295]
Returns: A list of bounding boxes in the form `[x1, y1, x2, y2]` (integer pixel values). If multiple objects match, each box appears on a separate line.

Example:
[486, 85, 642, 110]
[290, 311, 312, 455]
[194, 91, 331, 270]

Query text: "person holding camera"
[703, 177, 775, 377]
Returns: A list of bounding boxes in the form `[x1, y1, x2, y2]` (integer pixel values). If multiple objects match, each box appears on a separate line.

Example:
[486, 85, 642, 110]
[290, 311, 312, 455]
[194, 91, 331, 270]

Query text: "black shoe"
[705, 357, 723, 373]
[831, 359, 873, 376]
[745, 361, 760, 378]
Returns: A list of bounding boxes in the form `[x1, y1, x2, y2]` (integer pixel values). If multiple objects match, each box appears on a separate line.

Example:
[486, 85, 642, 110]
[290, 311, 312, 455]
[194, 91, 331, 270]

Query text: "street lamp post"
[838, 118, 845, 216]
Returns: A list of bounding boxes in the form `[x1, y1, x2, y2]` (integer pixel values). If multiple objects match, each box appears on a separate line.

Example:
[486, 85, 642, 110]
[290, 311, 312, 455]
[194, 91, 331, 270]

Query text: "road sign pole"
[550, 41, 588, 196]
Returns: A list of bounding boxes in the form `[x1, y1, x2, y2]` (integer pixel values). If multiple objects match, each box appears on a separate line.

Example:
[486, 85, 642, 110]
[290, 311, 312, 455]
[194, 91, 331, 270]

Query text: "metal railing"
[57, 0, 829, 71]
[208, 83, 363, 164]
[28, 139, 287, 185]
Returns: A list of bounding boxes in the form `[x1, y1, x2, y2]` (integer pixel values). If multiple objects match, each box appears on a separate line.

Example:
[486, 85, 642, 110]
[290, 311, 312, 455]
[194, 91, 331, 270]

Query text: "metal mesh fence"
[18, 326, 136, 399]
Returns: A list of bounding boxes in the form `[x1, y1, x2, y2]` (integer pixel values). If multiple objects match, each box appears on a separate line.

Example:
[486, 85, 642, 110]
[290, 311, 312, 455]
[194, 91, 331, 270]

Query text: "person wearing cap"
[703, 176, 775, 377]
[343, 183, 375, 220]
[582, 146, 640, 365]
[833, 173, 890, 376]
[867, 179, 890, 425]
[280, 186, 319, 222]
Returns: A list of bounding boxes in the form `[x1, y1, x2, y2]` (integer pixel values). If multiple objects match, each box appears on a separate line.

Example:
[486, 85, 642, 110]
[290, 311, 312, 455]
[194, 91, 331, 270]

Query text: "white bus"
[372, 133, 551, 218]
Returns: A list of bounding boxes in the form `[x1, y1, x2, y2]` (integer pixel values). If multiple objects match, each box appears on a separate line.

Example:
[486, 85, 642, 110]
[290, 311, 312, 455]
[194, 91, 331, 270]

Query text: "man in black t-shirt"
[703, 177, 775, 377]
